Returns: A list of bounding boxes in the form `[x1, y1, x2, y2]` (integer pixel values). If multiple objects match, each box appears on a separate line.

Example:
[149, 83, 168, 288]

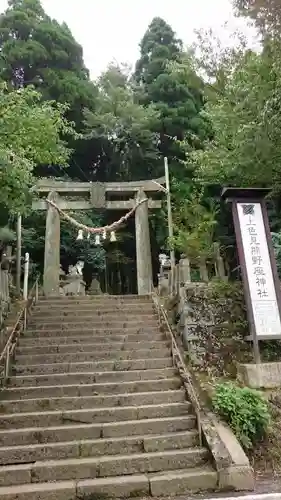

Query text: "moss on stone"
[184, 280, 252, 378]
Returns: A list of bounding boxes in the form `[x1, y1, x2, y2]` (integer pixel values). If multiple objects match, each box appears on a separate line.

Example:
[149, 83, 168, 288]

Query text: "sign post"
[222, 188, 281, 364]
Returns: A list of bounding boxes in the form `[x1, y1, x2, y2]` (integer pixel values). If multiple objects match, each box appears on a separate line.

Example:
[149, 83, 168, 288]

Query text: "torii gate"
[32, 177, 165, 297]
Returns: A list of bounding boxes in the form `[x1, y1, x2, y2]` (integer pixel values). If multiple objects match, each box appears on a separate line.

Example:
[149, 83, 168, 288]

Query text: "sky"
[0, 0, 258, 78]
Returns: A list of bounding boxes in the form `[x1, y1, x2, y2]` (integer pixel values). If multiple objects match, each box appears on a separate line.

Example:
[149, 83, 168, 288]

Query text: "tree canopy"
[1, 0, 92, 96]
[233, 0, 281, 37]
[83, 65, 160, 182]
[135, 17, 182, 86]
[193, 46, 281, 190]
[0, 84, 74, 213]
[134, 17, 209, 177]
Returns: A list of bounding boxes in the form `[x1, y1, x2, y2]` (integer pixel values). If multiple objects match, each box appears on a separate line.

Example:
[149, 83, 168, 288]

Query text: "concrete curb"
[202, 412, 254, 491]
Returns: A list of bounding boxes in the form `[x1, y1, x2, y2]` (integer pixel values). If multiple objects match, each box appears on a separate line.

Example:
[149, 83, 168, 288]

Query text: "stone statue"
[67, 261, 84, 276]
[158, 253, 171, 296]
[88, 274, 102, 295]
[62, 261, 86, 296]
[75, 261, 84, 276]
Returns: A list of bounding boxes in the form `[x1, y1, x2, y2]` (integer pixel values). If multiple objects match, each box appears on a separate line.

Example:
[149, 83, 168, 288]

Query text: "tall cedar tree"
[134, 17, 208, 178]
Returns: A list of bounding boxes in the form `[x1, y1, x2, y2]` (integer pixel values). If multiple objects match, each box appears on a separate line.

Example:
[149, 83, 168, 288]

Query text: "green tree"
[84, 64, 160, 181]
[0, 84, 74, 213]
[22, 210, 106, 278]
[172, 187, 218, 263]
[189, 30, 281, 269]
[0, 0, 93, 101]
[193, 45, 281, 189]
[233, 0, 281, 37]
[0, 0, 97, 180]
[134, 18, 210, 179]
[135, 17, 182, 86]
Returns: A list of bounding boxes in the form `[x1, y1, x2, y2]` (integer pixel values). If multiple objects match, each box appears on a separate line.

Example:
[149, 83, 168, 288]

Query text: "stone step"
[0, 415, 196, 446]
[0, 430, 198, 465]
[38, 295, 151, 302]
[0, 389, 185, 413]
[0, 294, 218, 498]
[0, 481, 78, 500]
[34, 300, 153, 309]
[21, 330, 163, 343]
[25, 325, 160, 336]
[33, 304, 155, 313]
[27, 319, 158, 330]
[2, 377, 182, 400]
[0, 448, 209, 485]
[0, 402, 190, 429]
[16, 348, 171, 365]
[14, 358, 172, 376]
[17, 340, 169, 355]
[29, 313, 157, 323]
[150, 467, 218, 496]
[79, 465, 218, 500]
[34, 304, 155, 313]
[8, 367, 176, 387]
[0, 467, 218, 499]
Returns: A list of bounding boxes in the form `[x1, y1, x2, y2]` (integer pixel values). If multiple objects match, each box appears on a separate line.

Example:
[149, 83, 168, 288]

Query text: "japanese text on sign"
[237, 202, 281, 338]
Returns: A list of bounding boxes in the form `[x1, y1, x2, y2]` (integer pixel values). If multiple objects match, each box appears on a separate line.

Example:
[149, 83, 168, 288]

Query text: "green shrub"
[212, 382, 271, 449]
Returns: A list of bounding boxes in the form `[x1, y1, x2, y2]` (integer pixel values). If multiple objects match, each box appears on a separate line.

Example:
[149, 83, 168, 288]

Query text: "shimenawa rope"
[45, 197, 148, 234]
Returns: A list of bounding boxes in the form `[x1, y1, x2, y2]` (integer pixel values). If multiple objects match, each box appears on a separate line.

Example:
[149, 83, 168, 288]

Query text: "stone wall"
[175, 280, 252, 377]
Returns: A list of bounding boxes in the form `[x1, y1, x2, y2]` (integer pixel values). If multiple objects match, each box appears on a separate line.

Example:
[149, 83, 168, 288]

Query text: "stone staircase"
[0, 295, 218, 499]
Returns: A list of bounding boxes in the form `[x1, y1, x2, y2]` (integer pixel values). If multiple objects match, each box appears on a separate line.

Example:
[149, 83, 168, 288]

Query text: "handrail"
[151, 291, 202, 446]
[0, 276, 40, 386]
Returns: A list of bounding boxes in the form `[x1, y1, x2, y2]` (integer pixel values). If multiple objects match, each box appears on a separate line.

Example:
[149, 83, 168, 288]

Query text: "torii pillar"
[135, 189, 153, 295]
[43, 191, 60, 296]
[34, 178, 163, 297]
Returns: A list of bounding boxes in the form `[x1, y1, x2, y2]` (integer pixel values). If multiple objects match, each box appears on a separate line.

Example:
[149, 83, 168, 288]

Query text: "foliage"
[132, 18, 213, 257]
[0, 8, 223, 275]
[83, 64, 160, 181]
[193, 44, 281, 191]
[22, 210, 106, 273]
[271, 232, 281, 278]
[172, 187, 218, 261]
[0, 0, 95, 106]
[260, 339, 281, 362]
[135, 17, 182, 87]
[233, 0, 281, 38]
[192, 27, 248, 95]
[134, 18, 210, 179]
[212, 382, 271, 448]
[0, 84, 74, 213]
[0, 227, 16, 244]
[187, 23, 281, 267]
[0, 0, 97, 181]
[60, 212, 106, 270]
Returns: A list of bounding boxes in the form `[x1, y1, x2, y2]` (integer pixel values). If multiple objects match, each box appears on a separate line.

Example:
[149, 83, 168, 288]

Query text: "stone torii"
[32, 177, 165, 297]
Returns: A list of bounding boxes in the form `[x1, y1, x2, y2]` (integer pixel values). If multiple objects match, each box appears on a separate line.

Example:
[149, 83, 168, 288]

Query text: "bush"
[212, 382, 271, 449]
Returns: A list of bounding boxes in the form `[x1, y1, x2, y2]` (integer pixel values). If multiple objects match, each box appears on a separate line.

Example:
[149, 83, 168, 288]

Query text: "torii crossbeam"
[33, 177, 165, 296]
